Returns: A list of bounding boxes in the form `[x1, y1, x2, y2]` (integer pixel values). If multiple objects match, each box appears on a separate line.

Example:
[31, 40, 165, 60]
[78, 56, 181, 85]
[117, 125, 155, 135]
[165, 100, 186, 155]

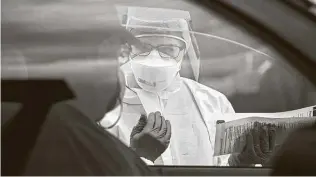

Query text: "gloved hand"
[257, 122, 277, 165]
[130, 112, 171, 162]
[228, 121, 277, 166]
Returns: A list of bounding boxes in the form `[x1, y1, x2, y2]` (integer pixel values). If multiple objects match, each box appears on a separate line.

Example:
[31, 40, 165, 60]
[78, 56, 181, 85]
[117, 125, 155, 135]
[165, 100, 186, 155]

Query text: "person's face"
[130, 35, 187, 67]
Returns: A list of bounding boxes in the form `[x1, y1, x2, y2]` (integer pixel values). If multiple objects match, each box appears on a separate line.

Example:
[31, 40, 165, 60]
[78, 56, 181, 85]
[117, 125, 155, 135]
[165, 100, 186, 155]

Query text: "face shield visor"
[116, 6, 200, 93]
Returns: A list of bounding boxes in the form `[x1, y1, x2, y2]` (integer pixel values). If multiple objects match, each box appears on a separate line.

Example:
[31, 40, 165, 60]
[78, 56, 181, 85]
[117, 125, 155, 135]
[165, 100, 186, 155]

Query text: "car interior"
[2, 0, 316, 175]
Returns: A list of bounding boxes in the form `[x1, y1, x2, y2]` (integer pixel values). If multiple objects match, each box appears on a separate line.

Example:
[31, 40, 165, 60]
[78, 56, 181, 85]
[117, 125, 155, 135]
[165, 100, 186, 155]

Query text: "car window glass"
[2, 0, 316, 169]
[106, 0, 316, 167]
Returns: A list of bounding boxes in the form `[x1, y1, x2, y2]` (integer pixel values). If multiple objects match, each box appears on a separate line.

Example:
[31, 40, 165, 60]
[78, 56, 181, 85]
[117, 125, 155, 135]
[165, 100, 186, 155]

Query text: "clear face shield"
[117, 6, 201, 95]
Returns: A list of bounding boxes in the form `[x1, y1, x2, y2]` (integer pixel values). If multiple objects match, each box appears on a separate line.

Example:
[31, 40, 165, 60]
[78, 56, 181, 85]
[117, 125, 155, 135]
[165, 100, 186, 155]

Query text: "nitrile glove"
[130, 112, 171, 162]
[229, 121, 277, 166]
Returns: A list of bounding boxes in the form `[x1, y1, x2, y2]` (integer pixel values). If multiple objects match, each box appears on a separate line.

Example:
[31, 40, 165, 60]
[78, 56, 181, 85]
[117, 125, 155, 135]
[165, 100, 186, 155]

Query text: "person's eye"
[138, 52, 150, 56]
[159, 46, 180, 58]
[131, 44, 151, 56]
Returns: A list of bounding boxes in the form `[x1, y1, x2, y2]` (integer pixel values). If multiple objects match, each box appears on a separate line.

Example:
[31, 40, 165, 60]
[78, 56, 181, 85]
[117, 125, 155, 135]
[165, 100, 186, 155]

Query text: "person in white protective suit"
[100, 7, 235, 166]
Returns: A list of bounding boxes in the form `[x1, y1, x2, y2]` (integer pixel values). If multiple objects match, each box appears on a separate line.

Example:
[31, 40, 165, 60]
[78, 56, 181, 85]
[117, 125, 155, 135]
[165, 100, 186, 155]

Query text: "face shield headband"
[125, 17, 191, 50]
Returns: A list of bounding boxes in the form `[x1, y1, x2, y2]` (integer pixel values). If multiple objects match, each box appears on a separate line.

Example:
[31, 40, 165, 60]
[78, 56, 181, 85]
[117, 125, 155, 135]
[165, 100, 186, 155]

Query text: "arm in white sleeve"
[219, 94, 235, 113]
[140, 157, 154, 165]
[99, 105, 121, 137]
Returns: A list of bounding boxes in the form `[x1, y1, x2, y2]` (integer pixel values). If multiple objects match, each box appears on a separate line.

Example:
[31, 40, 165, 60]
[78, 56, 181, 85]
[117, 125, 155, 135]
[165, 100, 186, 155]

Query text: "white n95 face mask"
[130, 53, 181, 93]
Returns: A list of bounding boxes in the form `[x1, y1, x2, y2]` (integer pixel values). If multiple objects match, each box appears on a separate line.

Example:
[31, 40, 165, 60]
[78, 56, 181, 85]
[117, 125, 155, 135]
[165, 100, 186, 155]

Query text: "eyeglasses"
[130, 43, 186, 60]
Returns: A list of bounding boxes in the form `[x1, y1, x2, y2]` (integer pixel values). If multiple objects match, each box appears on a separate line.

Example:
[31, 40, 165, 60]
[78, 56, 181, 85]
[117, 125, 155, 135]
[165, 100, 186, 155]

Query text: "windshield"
[2, 0, 316, 170]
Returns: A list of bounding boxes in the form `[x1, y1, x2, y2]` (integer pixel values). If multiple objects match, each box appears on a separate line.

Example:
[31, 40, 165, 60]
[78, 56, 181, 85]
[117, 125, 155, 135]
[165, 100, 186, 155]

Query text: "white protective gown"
[100, 75, 235, 166]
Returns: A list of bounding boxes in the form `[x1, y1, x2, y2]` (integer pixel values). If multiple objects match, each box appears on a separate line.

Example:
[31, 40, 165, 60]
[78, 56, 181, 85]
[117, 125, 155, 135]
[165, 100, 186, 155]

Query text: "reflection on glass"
[4, 0, 316, 172]
[99, 4, 316, 167]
